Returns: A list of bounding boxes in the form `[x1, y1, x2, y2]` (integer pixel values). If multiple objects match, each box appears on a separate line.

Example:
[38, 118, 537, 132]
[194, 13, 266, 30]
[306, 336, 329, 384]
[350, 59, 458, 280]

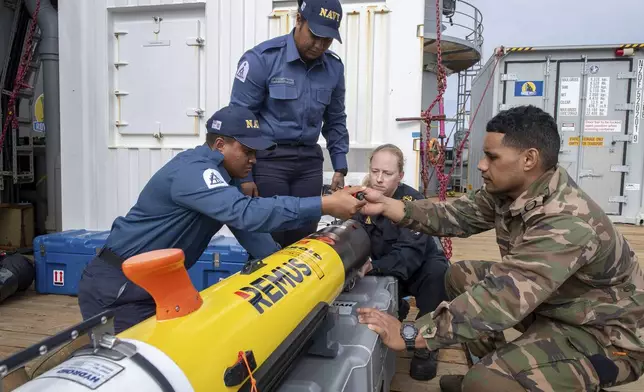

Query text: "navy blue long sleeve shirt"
[104, 144, 322, 269]
[230, 30, 349, 182]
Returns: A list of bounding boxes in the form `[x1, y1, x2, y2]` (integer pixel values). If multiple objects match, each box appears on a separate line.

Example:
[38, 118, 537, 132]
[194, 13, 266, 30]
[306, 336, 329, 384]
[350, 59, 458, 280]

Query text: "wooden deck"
[1, 224, 644, 391]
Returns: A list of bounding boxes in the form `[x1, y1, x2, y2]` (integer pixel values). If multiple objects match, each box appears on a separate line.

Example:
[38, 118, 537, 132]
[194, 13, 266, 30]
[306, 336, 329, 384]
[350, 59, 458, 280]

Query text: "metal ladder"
[0, 0, 40, 195]
[451, 60, 482, 193]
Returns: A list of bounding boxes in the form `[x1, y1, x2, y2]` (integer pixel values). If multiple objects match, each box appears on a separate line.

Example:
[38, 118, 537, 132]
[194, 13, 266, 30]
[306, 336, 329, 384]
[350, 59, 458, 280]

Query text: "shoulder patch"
[202, 169, 228, 189]
[235, 60, 250, 83]
[398, 183, 424, 201]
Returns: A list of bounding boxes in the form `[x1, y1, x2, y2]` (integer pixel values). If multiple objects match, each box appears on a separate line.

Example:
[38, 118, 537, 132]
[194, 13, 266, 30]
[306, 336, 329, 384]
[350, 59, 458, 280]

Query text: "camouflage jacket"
[399, 166, 644, 354]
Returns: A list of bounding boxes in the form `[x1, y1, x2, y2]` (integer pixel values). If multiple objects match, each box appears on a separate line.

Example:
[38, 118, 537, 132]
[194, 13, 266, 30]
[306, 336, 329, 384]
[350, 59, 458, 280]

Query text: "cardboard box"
[0, 203, 34, 250]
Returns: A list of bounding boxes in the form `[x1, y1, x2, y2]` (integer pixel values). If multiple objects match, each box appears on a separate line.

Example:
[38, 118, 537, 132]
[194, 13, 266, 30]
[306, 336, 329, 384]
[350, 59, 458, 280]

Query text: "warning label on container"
[561, 122, 576, 132]
[559, 77, 580, 117]
[53, 270, 64, 286]
[636, 89, 643, 139]
[584, 120, 622, 133]
[568, 136, 604, 147]
[638, 59, 644, 90]
[625, 183, 641, 191]
[585, 77, 610, 117]
[634, 59, 643, 144]
[40, 357, 124, 389]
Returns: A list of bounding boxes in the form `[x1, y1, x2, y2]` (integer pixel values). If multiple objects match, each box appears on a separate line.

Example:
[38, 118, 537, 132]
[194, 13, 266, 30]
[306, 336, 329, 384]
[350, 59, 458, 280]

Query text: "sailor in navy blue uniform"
[77, 105, 366, 334]
[352, 144, 450, 382]
[230, 0, 349, 248]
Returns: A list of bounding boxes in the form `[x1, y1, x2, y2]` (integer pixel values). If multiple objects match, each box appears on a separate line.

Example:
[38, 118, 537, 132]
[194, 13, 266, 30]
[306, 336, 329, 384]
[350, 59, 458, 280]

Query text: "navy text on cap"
[299, 0, 343, 44]
[206, 105, 276, 151]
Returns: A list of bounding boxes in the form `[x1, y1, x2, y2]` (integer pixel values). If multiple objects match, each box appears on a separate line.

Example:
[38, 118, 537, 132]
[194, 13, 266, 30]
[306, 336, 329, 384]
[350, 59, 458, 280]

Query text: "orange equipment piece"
[122, 248, 204, 321]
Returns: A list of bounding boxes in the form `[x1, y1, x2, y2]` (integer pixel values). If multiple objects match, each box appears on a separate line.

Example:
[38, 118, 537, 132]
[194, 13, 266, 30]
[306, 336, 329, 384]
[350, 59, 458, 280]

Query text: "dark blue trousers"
[77, 257, 155, 334]
[397, 256, 450, 321]
[253, 144, 324, 248]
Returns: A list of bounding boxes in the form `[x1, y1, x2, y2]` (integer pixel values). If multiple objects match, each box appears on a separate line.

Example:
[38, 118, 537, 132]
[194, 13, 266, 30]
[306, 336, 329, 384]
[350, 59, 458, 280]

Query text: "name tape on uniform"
[203, 169, 228, 189]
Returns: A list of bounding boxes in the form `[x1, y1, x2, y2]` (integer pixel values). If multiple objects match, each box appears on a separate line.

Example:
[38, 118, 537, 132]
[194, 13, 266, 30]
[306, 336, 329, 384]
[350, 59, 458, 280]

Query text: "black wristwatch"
[400, 323, 418, 351]
[335, 168, 347, 176]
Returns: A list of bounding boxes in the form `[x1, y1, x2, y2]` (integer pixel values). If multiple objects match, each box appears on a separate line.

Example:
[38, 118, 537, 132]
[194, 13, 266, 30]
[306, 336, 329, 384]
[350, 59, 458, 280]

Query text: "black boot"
[398, 297, 411, 322]
[409, 348, 438, 381]
[439, 375, 464, 392]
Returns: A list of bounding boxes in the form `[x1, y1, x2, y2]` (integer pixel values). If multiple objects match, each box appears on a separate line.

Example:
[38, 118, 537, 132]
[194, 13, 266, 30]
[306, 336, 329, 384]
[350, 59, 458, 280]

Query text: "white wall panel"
[59, 0, 425, 231]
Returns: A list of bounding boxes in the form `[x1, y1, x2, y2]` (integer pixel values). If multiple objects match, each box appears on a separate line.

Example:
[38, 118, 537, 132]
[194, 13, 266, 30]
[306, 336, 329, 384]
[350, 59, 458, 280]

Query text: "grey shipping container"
[277, 275, 398, 392]
[468, 44, 644, 225]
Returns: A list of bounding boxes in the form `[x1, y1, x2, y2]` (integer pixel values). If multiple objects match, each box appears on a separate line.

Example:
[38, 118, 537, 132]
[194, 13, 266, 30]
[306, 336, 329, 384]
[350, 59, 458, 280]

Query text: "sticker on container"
[39, 357, 124, 389]
[559, 77, 580, 117]
[515, 81, 543, 97]
[585, 77, 610, 117]
[568, 136, 604, 147]
[53, 270, 64, 286]
[33, 93, 46, 133]
[143, 40, 171, 47]
[625, 183, 640, 191]
[332, 300, 358, 315]
[634, 59, 643, 144]
[561, 122, 576, 132]
[635, 88, 642, 144]
[584, 120, 622, 133]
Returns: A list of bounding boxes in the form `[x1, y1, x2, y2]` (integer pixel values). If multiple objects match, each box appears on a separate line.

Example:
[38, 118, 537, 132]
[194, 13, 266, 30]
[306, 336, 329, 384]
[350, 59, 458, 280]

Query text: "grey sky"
[436, 0, 644, 145]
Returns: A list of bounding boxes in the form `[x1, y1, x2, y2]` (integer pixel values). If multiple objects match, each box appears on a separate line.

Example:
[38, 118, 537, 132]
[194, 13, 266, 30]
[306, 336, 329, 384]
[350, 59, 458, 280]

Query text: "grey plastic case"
[277, 275, 399, 392]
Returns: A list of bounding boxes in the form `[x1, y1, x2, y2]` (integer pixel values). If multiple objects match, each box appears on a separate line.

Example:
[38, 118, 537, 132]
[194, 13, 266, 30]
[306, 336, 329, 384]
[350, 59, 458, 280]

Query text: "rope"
[419, 0, 450, 257]
[419, 0, 504, 259]
[420, 0, 447, 198]
[1, 0, 41, 149]
[239, 351, 258, 392]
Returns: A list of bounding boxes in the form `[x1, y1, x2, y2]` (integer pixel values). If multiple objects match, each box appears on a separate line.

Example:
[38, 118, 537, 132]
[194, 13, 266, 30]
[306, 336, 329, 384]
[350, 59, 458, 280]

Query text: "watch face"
[401, 324, 416, 339]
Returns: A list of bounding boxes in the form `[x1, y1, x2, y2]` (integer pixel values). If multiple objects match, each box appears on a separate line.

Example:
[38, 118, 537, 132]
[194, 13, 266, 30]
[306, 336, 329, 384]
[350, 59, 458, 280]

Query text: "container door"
[556, 59, 632, 215]
[502, 61, 558, 114]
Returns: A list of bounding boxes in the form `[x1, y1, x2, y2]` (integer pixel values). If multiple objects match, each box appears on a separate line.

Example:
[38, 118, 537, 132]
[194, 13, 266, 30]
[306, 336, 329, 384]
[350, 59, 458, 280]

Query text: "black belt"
[275, 141, 314, 147]
[97, 247, 127, 269]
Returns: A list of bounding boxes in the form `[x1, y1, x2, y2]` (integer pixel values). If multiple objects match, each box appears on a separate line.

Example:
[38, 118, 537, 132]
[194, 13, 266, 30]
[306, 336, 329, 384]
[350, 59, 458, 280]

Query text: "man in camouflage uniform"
[355, 105, 644, 391]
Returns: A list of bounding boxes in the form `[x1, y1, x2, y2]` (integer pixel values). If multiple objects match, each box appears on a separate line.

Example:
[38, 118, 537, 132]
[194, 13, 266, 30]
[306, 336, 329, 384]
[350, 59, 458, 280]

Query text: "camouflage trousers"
[446, 260, 644, 392]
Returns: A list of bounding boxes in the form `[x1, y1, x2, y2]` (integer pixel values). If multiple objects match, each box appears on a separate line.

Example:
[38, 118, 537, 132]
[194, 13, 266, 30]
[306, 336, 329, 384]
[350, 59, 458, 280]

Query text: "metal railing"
[426, 0, 484, 50]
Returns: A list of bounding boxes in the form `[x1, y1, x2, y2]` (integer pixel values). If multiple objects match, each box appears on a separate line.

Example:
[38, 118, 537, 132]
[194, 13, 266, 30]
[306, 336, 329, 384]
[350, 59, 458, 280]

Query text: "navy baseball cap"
[299, 0, 343, 44]
[205, 105, 276, 151]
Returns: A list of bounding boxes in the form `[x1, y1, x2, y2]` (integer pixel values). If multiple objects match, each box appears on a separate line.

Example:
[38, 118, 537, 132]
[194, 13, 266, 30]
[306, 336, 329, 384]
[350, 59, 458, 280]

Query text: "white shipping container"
[58, 0, 427, 231]
[468, 45, 644, 225]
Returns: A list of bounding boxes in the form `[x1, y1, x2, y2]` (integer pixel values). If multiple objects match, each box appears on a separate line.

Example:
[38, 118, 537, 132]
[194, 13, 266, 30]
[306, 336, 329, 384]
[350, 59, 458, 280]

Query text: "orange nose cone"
[122, 248, 203, 321]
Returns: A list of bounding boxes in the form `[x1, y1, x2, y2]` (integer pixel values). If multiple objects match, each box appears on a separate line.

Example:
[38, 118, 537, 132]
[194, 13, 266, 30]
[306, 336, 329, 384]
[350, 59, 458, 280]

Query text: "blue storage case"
[34, 231, 249, 295]
[187, 235, 249, 291]
[34, 230, 111, 296]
